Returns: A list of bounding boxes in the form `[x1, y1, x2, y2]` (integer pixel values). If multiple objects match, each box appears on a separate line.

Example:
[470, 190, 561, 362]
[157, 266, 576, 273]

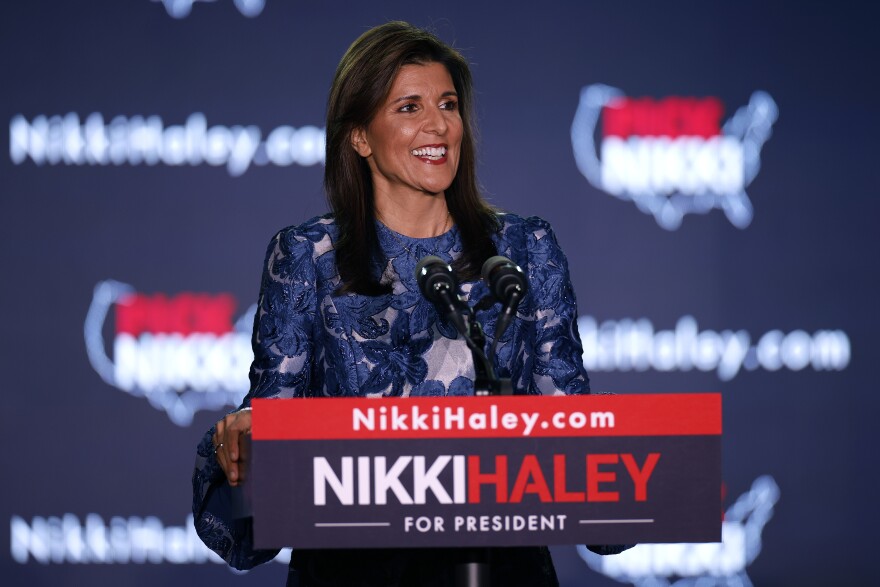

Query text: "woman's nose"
[423, 106, 448, 135]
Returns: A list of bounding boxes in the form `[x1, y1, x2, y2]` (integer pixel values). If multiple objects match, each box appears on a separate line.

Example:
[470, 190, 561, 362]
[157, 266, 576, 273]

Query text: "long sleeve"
[523, 220, 632, 556]
[192, 227, 318, 569]
[522, 217, 591, 396]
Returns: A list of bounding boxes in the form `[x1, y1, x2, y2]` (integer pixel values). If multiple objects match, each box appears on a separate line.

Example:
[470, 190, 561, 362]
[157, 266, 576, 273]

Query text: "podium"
[248, 393, 721, 549]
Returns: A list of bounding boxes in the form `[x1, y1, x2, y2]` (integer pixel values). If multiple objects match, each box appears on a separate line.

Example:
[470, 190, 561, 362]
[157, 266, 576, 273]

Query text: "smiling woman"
[353, 62, 462, 195]
[324, 22, 499, 297]
[193, 20, 627, 586]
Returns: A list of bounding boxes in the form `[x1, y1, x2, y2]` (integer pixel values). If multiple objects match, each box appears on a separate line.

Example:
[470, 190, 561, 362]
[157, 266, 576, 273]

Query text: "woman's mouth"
[411, 146, 448, 163]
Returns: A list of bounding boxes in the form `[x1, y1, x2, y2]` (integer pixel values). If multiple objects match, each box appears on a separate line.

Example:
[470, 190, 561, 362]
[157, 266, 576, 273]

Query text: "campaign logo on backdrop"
[152, 0, 265, 19]
[84, 280, 255, 426]
[578, 475, 779, 587]
[571, 85, 778, 229]
[9, 113, 325, 177]
[578, 315, 850, 381]
[11, 509, 293, 567]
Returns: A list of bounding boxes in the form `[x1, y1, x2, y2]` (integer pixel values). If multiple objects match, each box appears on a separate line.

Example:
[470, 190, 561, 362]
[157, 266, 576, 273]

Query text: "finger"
[216, 410, 252, 486]
[227, 425, 241, 463]
[237, 434, 251, 484]
[214, 435, 228, 470]
[220, 417, 240, 483]
[217, 441, 240, 486]
[213, 419, 225, 451]
[227, 410, 253, 463]
[227, 461, 240, 486]
[213, 419, 235, 483]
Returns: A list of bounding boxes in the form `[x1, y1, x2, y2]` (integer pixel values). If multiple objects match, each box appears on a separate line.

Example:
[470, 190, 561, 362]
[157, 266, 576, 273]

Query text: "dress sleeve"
[525, 220, 633, 556]
[191, 228, 318, 569]
[524, 217, 591, 396]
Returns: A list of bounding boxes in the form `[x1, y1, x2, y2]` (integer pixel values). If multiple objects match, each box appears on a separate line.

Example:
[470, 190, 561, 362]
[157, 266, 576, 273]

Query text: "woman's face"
[352, 62, 463, 201]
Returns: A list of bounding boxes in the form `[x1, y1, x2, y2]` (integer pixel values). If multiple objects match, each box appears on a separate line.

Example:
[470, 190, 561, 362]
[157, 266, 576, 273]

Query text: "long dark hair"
[325, 21, 498, 296]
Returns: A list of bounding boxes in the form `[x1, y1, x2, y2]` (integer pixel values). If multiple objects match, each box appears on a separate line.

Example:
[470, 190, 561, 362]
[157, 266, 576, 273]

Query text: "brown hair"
[325, 21, 498, 295]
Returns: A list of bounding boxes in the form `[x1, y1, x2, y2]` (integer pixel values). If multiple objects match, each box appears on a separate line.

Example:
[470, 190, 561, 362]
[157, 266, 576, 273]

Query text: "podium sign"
[251, 393, 721, 549]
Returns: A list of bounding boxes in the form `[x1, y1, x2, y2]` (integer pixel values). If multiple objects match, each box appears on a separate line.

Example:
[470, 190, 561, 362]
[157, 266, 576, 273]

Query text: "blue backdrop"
[2, 1, 878, 585]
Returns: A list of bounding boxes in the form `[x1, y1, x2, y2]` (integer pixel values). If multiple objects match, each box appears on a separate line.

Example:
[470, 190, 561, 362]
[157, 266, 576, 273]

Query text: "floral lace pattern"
[192, 213, 590, 568]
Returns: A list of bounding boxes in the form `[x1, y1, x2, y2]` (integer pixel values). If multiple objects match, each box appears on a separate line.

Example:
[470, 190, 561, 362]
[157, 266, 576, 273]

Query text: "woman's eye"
[441, 100, 458, 111]
[399, 103, 418, 113]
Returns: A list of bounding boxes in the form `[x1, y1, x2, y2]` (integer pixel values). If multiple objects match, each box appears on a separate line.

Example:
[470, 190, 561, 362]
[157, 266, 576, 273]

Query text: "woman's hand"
[212, 408, 252, 487]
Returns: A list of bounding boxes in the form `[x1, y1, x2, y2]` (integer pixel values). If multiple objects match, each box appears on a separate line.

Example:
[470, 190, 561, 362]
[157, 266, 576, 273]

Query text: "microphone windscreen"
[481, 256, 511, 283]
[416, 255, 448, 278]
[481, 256, 527, 303]
[415, 256, 457, 302]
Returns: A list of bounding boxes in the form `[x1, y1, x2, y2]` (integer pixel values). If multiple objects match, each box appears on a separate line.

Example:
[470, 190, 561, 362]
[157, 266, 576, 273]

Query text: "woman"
[194, 21, 623, 586]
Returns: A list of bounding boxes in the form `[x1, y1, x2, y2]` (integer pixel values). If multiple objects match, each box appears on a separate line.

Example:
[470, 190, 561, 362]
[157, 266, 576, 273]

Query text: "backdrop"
[2, 1, 877, 585]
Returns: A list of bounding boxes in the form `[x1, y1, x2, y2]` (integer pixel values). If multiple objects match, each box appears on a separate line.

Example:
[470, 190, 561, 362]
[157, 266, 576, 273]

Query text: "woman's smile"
[411, 144, 448, 164]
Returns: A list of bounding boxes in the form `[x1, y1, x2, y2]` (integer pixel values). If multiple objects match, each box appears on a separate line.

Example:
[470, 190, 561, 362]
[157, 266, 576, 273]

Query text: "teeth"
[411, 146, 447, 158]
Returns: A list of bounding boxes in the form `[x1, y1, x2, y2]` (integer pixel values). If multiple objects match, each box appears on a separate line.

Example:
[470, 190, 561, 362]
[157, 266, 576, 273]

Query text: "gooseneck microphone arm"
[489, 289, 521, 363]
[415, 256, 504, 396]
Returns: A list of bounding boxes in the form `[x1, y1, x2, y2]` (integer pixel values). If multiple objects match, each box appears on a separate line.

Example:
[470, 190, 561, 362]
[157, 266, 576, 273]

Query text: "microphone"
[416, 256, 510, 396]
[481, 256, 528, 367]
[415, 256, 466, 334]
[481, 256, 528, 310]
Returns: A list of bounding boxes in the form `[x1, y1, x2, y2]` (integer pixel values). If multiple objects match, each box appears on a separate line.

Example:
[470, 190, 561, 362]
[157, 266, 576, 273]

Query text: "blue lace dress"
[192, 213, 592, 578]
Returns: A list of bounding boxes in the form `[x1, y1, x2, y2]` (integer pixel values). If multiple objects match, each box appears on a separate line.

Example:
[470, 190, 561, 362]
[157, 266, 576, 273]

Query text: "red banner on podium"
[251, 393, 721, 549]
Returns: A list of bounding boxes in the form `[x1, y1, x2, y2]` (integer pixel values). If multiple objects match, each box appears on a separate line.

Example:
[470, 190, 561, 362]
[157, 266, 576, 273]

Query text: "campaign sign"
[251, 393, 721, 549]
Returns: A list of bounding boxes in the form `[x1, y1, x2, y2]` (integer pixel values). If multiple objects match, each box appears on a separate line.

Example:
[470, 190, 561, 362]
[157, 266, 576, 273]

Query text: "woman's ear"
[350, 127, 371, 157]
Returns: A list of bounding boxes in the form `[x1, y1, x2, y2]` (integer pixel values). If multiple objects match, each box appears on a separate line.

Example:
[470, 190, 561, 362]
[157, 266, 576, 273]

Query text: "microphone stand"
[460, 310, 512, 397]
[418, 257, 522, 586]
[431, 283, 511, 397]
[443, 298, 514, 587]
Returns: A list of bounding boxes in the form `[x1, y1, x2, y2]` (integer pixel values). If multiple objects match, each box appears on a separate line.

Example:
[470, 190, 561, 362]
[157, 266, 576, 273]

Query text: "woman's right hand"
[212, 408, 252, 487]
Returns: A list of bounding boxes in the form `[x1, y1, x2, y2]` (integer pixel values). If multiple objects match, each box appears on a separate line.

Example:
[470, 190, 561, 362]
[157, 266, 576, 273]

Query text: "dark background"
[1, 1, 877, 585]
